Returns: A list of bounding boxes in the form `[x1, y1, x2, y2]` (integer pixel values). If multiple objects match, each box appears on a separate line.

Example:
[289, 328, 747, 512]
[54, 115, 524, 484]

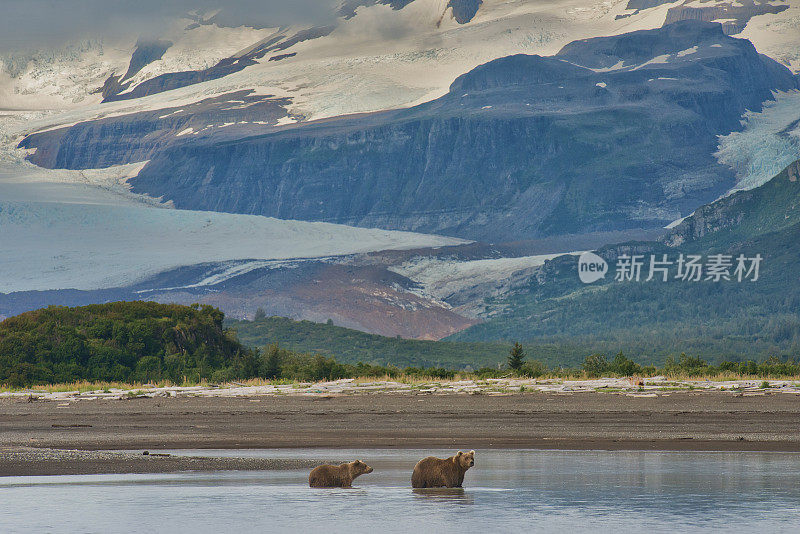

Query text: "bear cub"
[309, 460, 374, 488]
[411, 450, 475, 488]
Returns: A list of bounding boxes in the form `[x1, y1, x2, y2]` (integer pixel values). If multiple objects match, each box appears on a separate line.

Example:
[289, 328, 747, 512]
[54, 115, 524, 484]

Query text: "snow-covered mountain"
[3, 0, 798, 118]
[2, 0, 800, 338]
[19, 21, 799, 241]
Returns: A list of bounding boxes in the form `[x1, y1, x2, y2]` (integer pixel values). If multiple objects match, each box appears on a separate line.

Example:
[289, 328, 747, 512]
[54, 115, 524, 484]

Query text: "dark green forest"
[0, 302, 252, 386]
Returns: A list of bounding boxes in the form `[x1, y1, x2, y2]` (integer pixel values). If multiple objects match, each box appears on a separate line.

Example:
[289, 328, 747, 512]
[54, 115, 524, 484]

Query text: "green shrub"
[582, 354, 608, 377]
[404, 367, 455, 380]
[665, 353, 709, 376]
[519, 360, 546, 378]
[607, 352, 642, 376]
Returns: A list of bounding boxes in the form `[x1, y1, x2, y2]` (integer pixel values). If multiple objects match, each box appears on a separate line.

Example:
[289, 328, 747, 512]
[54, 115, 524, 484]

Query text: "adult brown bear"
[411, 450, 475, 488]
[308, 460, 374, 488]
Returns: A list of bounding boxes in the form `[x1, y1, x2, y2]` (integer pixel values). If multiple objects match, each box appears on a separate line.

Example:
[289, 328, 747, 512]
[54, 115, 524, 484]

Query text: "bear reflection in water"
[308, 460, 374, 488]
[412, 487, 475, 504]
[411, 450, 476, 489]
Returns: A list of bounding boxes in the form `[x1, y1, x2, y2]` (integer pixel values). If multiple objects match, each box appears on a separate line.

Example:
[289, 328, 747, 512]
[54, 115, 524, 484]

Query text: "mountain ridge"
[20, 21, 798, 242]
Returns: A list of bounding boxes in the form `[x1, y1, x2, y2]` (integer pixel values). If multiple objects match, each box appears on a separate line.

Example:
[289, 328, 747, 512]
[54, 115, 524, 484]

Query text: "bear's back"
[309, 464, 350, 487]
[412, 456, 457, 488]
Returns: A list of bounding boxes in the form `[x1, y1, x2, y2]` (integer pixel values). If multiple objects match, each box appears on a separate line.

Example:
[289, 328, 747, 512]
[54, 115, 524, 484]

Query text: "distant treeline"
[2, 303, 800, 388]
[578, 351, 800, 378]
[227, 315, 513, 369]
[229, 314, 800, 370]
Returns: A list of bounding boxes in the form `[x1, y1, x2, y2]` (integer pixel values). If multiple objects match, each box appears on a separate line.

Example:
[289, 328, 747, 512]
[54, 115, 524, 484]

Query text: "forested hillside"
[228, 315, 510, 368]
[451, 161, 800, 363]
[0, 302, 252, 386]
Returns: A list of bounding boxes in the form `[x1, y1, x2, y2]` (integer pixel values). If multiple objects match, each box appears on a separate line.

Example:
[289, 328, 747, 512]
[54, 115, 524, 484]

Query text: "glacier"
[716, 90, 800, 194]
[0, 111, 465, 294]
[0, 195, 465, 293]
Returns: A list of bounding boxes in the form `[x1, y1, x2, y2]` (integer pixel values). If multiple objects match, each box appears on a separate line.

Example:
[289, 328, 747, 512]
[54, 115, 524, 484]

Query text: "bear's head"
[350, 460, 374, 476]
[456, 450, 475, 469]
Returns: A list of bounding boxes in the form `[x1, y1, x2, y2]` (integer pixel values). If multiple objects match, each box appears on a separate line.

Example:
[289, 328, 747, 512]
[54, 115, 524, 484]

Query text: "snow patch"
[631, 54, 671, 70]
[591, 60, 626, 72]
[275, 116, 297, 126]
[665, 214, 692, 229]
[736, 2, 800, 73]
[158, 109, 184, 119]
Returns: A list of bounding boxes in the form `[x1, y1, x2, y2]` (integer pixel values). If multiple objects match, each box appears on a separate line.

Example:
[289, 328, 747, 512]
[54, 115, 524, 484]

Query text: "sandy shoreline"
[0, 448, 332, 477]
[2, 388, 800, 476]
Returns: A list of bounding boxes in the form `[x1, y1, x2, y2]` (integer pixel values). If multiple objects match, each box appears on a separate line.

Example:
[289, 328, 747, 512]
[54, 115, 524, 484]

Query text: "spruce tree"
[262, 344, 282, 379]
[507, 342, 525, 371]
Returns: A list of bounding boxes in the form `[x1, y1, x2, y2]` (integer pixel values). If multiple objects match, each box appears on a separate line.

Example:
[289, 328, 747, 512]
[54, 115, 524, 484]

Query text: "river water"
[2, 449, 799, 533]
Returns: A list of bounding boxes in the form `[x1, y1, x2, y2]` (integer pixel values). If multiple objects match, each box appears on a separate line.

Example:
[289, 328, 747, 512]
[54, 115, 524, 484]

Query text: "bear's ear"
[470, 450, 475, 455]
[456, 450, 463, 456]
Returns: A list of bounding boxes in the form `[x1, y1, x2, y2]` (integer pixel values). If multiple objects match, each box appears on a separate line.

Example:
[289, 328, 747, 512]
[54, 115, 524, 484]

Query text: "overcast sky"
[0, 1, 340, 50]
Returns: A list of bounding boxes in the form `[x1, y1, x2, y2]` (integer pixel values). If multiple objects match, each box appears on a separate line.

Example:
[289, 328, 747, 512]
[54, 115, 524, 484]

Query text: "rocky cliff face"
[20, 91, 295, 169]
[20, 21, 800, 242]
[664, 159, 800, 246]
[662, 195, 750, 247]
[448, 0, 483, 23]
